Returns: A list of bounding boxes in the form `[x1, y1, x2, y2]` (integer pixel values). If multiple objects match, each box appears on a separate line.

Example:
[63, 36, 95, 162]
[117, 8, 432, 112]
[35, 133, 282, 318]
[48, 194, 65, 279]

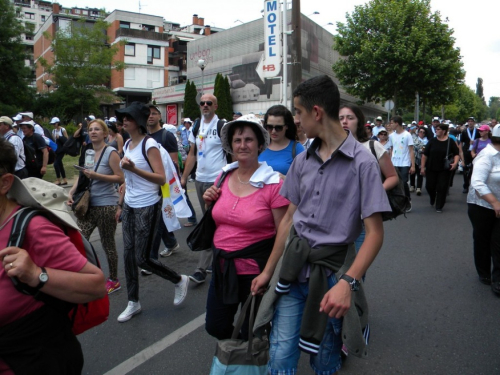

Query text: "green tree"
[488, 97, 500, 119]
[213, 73, 223, 103]
[0, 0, 35, 114]
[38, 19, 124, 119]
[224, 76, 233, 120]
[333, 0, 464, 112]
[183, 80, 199, 120]
[444, 84, 488, 123]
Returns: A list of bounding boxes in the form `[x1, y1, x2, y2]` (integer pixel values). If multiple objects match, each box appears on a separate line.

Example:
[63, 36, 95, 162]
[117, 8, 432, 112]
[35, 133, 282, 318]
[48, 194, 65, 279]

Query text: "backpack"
[369, 140, 410, 221]
[192, 118, 231, 163]
[7, 208, 110, 335]
[19, 138, 39, 174]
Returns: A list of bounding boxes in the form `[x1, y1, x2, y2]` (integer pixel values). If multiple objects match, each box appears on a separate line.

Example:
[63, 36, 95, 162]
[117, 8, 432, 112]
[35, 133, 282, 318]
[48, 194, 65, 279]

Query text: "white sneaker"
[117, 301, 142, 322]
[160, 243, 180, 257]
[409, 186, 415, 192]
[174, 275, 189, 305]
[141, 269, 153, 276]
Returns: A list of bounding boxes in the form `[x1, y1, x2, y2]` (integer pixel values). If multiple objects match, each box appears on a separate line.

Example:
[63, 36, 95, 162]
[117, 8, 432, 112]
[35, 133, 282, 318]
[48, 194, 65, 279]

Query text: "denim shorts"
[268, 274, 343, 375]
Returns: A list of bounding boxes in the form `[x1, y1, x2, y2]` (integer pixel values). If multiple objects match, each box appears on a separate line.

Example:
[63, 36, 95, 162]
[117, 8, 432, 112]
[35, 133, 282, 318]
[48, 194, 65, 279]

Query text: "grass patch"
[45, 154, 80, 183]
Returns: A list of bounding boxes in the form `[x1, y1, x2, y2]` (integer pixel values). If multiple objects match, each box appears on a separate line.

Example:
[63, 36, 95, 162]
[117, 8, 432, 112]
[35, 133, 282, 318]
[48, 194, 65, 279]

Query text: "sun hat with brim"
[19, 120, 35, 127]
[115, 101, 150, 133]
[0, 116, 13, 126]
[13, 114, 22, 121]
[7, 177, 79, 230]
[220, 114, 270, 155]
[478, 125, 491, 132]
[19, 112, 33, 119]
[492, 124, 500, 138]
[50, 117, 60, 124]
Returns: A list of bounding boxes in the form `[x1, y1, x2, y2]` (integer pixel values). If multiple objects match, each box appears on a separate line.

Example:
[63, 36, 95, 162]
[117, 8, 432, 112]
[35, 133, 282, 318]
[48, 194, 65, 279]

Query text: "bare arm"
[251, 203, 297, 295]
[409, 145, 415, 174]
[181, 142, 196, 186]
[420, 154, 427, 176]
[378, 152, 398, 190]
[1, 248, 106, 304]
[41, 148, 48, 175]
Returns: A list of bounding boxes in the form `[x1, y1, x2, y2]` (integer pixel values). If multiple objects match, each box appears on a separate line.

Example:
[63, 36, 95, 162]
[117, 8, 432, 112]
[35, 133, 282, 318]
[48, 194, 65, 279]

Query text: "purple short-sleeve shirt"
[280, 131, 391, 247]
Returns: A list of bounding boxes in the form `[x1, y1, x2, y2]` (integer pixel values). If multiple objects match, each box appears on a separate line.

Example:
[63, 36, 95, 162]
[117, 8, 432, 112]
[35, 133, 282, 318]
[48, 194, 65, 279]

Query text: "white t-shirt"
[188, 115, 226, 183]
[5, 131, 26, 171]
[362, 140, 387, 161]
[387, 131, 414, 167]
[122, 137, 162, 208]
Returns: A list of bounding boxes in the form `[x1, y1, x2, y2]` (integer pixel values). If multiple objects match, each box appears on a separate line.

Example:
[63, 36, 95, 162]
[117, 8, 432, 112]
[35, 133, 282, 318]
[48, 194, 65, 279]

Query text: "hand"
[120, 157, 135, 171]
[180, 177, 187, 188]
[203, 185, 220, 205]
[78, 123, 82, 129]
[83, 169, 95, 179]
[450, 162, 457, 171]
[409, 166, 415, 175]
[1, 247, 40, 287]
[115, 207, 122, 223]
[40, 166, 47, 175]
[66, 194, 74, 206]
[278, 173, 286, 181]
[460, 160, 465, 167]
[251, 271, 272, 296]
[118, 183, 125, 194]
[420, 168, 425, 176]
[492, 201, 500, 218]
[319, 280, 352, 319]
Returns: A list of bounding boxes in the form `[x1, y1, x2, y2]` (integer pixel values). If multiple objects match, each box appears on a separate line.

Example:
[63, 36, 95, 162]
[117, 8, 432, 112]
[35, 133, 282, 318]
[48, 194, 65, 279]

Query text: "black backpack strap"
[217, 119, 226, 138]
[192, 118, 201, 138]
[369, 140, 377, 159]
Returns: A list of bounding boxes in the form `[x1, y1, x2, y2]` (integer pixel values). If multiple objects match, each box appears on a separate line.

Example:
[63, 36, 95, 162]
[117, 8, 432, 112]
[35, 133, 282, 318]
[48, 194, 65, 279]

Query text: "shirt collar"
[306, 130, 355, 162]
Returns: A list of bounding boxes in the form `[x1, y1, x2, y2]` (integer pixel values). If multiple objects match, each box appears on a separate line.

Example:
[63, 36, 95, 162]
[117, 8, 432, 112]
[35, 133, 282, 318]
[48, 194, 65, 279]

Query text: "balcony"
[115, 28, 170, 42]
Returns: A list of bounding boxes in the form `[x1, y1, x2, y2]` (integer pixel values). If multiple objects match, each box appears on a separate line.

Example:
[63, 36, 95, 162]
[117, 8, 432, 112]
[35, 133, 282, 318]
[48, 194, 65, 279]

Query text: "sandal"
[183, 222, 197, 227]
[55, 182, 62, 186]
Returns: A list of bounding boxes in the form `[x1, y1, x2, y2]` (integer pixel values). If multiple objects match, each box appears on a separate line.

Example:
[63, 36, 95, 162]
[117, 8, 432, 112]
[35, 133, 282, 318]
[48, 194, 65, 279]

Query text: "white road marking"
[103, 313, 206, 375]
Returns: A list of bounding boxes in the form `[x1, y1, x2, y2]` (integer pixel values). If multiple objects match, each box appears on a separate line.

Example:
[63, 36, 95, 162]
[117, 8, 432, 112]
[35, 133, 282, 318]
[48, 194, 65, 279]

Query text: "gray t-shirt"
[90, 146, 119, 206]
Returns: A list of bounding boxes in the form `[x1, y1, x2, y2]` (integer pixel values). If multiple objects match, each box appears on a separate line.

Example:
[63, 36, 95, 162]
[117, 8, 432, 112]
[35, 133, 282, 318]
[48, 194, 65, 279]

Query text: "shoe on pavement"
[409, 186, 415, 192]
[491, 281, 500, 296]
[206, 265, 213, 274]
[106, 279, 121, 294]
[436, 209, 443, 213]
[118, 301, 142, 322]
[141, 269, 153, 276]
[416, 188, 421, 196]
[188, 178, 194, 182]
[189, 271, 206, 284]
[174, 275, 189, 305]
[405, 202, 412, 213]
[479, 277, 491, 285]
[160, 243, 180, 257]
[462, 188, 468, 193]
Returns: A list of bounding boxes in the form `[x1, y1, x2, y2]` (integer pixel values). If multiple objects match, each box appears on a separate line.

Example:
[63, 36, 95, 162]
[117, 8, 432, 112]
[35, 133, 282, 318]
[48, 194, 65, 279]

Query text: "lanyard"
[467, 127, 476, 142]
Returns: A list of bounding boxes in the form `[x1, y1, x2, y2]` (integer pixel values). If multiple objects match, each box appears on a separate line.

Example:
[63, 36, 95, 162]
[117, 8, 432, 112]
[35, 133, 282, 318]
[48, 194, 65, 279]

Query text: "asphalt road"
[78, 176, 500, 375]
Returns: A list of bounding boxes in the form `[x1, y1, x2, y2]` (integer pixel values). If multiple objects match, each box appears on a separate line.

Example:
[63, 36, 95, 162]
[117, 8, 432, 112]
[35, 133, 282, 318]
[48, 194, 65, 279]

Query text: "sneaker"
[479, 277, 492, 285]
[174, 275, 189, 305]
[188, 178, 194, 182]
[416, 188, 421, 196]
[160, 243, 180, 257]
[462, 188, 468, 194]
[106, 279, 121, 294]
[141, 269, 153, 276]
[206, 265, 213, 274]
[409, 186, 415, 192]
[117, 301, 142, 322]
[491, 281, 500, 296]
[189, 271, 206, 284]
[405, 202, 412, 213]
[436, 209, 442, 213]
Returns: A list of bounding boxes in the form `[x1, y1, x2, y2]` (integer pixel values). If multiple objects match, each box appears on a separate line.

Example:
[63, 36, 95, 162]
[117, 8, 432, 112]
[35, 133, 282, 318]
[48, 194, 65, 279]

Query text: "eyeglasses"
[379, 132, 388, 135]
[200, 101, 213, 106]
[265, 125, 285, 132]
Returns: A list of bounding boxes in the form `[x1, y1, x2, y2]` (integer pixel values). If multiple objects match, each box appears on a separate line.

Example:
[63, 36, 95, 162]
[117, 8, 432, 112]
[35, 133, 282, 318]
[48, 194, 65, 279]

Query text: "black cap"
[115, 102, 150, 133]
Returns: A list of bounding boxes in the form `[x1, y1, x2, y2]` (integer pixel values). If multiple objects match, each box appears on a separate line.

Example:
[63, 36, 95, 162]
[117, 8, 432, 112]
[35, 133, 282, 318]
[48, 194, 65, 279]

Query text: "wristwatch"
[36, 267, 49, 290]
[340, 274, 360, 291]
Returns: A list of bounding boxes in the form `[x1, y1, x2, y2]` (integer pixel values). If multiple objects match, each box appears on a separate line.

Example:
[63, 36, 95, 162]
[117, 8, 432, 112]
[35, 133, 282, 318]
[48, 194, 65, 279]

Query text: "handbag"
[369, 141, 410, 221]
[443, 138, 451, 170]
[187, 171, 228, 251]
[71, 147, 107, 220]
[209, 294, 269, 375]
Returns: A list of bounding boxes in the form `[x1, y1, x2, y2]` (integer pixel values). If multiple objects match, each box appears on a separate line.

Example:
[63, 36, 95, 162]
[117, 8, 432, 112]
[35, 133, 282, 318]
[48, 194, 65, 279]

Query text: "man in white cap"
[0, 116, 28, 178]
[372, 116, 385, 137]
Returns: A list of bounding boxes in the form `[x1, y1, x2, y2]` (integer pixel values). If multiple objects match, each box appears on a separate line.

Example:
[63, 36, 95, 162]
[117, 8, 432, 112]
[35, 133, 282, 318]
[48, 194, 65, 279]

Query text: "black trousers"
[462, 152, 473, 189]
[425, 169, 451, 210]
[467, 204, 500, 282]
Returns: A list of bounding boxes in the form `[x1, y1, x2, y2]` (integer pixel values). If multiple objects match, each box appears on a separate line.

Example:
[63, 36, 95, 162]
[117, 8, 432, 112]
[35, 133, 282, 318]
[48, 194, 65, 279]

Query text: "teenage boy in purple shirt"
[251, 75, 390, 374]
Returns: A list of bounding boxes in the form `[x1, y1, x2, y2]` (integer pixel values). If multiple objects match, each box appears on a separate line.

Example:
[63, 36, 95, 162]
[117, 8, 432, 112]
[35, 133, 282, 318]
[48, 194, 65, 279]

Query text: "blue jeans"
[269, 275, 343, 375]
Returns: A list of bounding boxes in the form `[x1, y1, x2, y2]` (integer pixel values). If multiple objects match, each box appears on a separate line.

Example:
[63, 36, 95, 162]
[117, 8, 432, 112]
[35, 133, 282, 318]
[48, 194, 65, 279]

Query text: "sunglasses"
[200, 101, 213, 106]
[379, 132, 388, 135]
[265, 125, 285, 132]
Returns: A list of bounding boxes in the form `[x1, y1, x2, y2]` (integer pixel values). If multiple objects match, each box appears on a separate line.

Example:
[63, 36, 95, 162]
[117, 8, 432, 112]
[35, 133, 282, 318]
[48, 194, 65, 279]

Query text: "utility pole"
[290, 0, 301, 99]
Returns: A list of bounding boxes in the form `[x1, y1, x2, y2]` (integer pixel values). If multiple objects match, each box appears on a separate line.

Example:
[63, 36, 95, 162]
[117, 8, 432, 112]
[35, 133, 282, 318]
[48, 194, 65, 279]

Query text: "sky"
[57, 0, 500, 103]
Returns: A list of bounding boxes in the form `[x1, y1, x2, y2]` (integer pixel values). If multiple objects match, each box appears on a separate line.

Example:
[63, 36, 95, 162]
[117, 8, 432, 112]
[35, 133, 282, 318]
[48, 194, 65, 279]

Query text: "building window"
[41, 15, 46, 22]
[124, 44, 135, 56]
[147, 45, 161, 64]
[120, 21, 130, 29]
[25, 12, 35, 20]
[82, 10, 88, 15]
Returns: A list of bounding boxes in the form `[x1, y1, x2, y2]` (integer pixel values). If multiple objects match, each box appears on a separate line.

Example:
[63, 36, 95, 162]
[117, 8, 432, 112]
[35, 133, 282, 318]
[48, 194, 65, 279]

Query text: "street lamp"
[197, 59, 207, 95]
[45, 79, 53, 92]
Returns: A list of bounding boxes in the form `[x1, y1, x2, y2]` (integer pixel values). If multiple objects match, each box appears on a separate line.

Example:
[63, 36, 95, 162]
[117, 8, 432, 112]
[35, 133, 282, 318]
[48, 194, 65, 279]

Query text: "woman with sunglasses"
[420, 124, 460, 213]
[258, 105, 305, 176]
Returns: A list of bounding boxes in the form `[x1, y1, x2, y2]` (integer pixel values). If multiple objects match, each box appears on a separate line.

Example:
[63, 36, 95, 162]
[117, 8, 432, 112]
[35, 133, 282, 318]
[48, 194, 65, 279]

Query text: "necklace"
[237, 171, 250, 185]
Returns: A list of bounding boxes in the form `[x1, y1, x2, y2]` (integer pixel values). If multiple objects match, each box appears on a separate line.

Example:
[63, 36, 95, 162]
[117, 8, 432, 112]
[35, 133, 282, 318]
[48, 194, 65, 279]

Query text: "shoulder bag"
[209, 294, 269, 375]
[187, 171, 228, 251]
[369, 141, 410, 221]
[443, 138, 451, 170]
[71, 146, 108, 220]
